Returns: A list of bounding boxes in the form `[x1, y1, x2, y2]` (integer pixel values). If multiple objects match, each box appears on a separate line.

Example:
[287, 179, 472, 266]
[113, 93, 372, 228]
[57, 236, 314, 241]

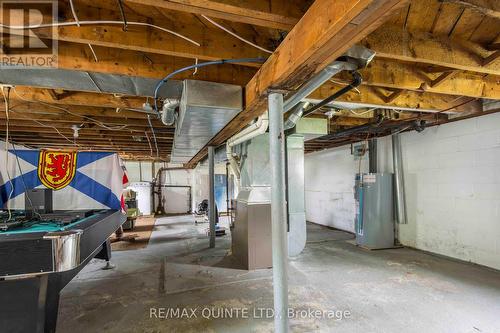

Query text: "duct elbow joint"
[161, 99, 179, 126]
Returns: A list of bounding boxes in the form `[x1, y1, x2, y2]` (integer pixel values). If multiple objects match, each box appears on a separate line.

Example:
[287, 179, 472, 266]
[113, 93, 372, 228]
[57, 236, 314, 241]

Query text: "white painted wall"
[305, 145, 368, 232]
[305, 112, 500, 270]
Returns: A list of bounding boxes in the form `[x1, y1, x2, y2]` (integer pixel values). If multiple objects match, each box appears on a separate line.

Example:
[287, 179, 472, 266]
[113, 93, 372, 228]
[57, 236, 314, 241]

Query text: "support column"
[268, 92, 289, 333]
[208, 146, 216, 248]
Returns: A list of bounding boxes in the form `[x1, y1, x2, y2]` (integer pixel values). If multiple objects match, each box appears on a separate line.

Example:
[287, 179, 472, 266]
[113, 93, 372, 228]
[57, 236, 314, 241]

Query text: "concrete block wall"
[304, 112, 500, 270]
[304, 145, 368, 232]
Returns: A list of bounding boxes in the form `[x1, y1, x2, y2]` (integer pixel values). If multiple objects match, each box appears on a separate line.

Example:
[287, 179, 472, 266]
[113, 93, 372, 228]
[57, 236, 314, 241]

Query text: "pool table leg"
[96, 239, 115, 270]
[44, 275, 61, 333]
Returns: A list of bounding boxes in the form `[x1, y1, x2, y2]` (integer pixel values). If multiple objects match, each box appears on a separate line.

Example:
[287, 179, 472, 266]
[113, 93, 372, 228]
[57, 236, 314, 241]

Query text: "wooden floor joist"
[1, 0, 498, 160]
[123, 0, 304, 30]
[186, 0, 410, 167]
[364, 25, 500, 75]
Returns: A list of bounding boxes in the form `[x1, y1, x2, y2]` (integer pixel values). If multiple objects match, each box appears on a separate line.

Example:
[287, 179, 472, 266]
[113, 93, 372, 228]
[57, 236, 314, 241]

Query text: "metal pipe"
[302, 71, 362, 118]
[368, 139, 377, 173]
[284, 102, 309, 130]
[268, 92, 289, 333]
[283, 61, 357, 113]
[208, 146, 216, 248]
[226, 112, 269, 185]
[392, 133, 407, 224]
[225, 162, 230, 215]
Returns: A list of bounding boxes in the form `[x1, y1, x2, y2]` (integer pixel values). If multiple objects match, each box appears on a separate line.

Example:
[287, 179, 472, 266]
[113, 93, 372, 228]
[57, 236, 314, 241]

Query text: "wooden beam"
[428, 70, 461, 88]
[310, 82, 471, 111]
[355, 60, 500, 99]
[364, 25, 500, 75]
[3, 99, 151, 120]
[47, 89, 60, 101]
[56, 42, 257, 84]
[11, 87, 146, 109]
[382, 89, 405, 103]
[4, 6, 270, 65]
[482, 50, 500, 66]
[186, 0, 409, 168]
[124, 0, 302, 30]
[440, 0, 500, 19]
[0, 111, 165, 127]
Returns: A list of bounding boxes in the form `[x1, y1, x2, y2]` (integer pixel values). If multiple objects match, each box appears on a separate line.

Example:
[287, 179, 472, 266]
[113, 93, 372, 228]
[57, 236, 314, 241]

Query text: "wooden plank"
[405, 0, 441, 32]
[364, 25, 500, 75]
[12, 87, 146, 109]
[0, 111, 164, 127]
[185, 0, 412, 167]
[430, 3, 464, 35]
[56, 42, 257, 85]
[441, 0, 500, 19]
[310, 82, 466, 111]
[124, 0, 303, 30]
[449, 8, 484, 39]
[357, 59, 500, 99]
[4, 6, 270, 65]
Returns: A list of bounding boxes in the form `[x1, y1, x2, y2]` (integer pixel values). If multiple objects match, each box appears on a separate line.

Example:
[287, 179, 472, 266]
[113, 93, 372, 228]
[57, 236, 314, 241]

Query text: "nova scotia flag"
[0, 148, 126, 210]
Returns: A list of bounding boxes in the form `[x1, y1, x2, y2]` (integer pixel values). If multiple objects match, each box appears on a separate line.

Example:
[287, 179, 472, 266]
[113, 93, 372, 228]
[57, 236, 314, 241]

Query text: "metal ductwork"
[0, 66, 182, 100]
[226, 112, 269, 185]
[283, 45, 375, 113]
[161, 99, 180, 126]
[284, 102, 309, 130]
[170, 80, 242, 164]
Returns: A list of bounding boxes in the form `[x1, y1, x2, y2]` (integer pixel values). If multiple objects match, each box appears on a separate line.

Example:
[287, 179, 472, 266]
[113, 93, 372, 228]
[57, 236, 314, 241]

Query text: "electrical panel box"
[354, 173, 394, 249]
[352, 142, 368, 160]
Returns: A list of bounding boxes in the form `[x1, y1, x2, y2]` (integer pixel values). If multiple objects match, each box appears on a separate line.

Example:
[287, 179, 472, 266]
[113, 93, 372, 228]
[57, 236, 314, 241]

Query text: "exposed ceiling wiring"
[68, 0, 100, 62]
[144, 131, 153, 157]
[201, 14, 273, 54]
[147, 115, 159, 158]
[330, 79, 361, 94]
[0, 20, 200, 47]
[1, 86, 14, 220]
[349, 108, 377, 116]
[12, 88, 129, 131]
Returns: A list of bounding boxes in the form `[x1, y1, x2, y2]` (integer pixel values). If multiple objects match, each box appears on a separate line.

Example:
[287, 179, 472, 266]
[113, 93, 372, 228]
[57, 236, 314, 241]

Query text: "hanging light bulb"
[71, 125, 80, 138]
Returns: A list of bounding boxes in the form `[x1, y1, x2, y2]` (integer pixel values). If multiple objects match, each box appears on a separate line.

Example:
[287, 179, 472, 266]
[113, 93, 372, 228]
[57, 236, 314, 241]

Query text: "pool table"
[0, 209, 125, 333]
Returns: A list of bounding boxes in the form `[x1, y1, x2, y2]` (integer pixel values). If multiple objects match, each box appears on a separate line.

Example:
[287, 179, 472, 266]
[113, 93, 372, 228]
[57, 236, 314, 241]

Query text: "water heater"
[354, 173, 394, 249]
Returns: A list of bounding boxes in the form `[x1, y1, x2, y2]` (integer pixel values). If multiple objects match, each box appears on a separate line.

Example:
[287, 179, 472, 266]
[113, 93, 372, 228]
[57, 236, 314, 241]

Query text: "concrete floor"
[57, 216, 500, 333]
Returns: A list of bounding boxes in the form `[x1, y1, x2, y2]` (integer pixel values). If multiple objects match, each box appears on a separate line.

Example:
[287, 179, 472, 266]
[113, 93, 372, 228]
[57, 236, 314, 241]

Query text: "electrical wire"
[153, 57, 266, 114]
[144, 131, 153, 157]
[201, 15, 273, 54]
[68, 0, 99, 62]
[12, 88, 128, 130]
[349, 108, 377, 116]
[2, 87, 14, 220]
[68, 0, 81, 27]
[0, 20, 200, 46]
[193, 58, 199, 76]
[330, 79, 361, 94]
[11, 144, 42, 220]
[32, 120, 81, 145]
[147, 115, 159, 158]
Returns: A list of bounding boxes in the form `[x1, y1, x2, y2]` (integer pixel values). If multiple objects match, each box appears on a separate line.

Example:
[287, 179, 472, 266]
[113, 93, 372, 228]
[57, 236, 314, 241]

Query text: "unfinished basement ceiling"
[0, 0, 497, 163]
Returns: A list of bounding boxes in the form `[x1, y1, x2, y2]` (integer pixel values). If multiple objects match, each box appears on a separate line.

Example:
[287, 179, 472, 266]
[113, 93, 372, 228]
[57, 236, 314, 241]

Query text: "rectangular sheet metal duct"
[171, 80, 242, 164]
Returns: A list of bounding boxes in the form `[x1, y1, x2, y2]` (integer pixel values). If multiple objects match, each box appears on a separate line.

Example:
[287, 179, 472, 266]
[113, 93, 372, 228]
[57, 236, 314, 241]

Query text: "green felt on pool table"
[0, 214, 94, 235]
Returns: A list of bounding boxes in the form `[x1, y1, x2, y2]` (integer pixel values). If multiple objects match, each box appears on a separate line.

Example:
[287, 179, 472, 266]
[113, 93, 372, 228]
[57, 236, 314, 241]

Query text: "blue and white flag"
[0, 148, 127, 210]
